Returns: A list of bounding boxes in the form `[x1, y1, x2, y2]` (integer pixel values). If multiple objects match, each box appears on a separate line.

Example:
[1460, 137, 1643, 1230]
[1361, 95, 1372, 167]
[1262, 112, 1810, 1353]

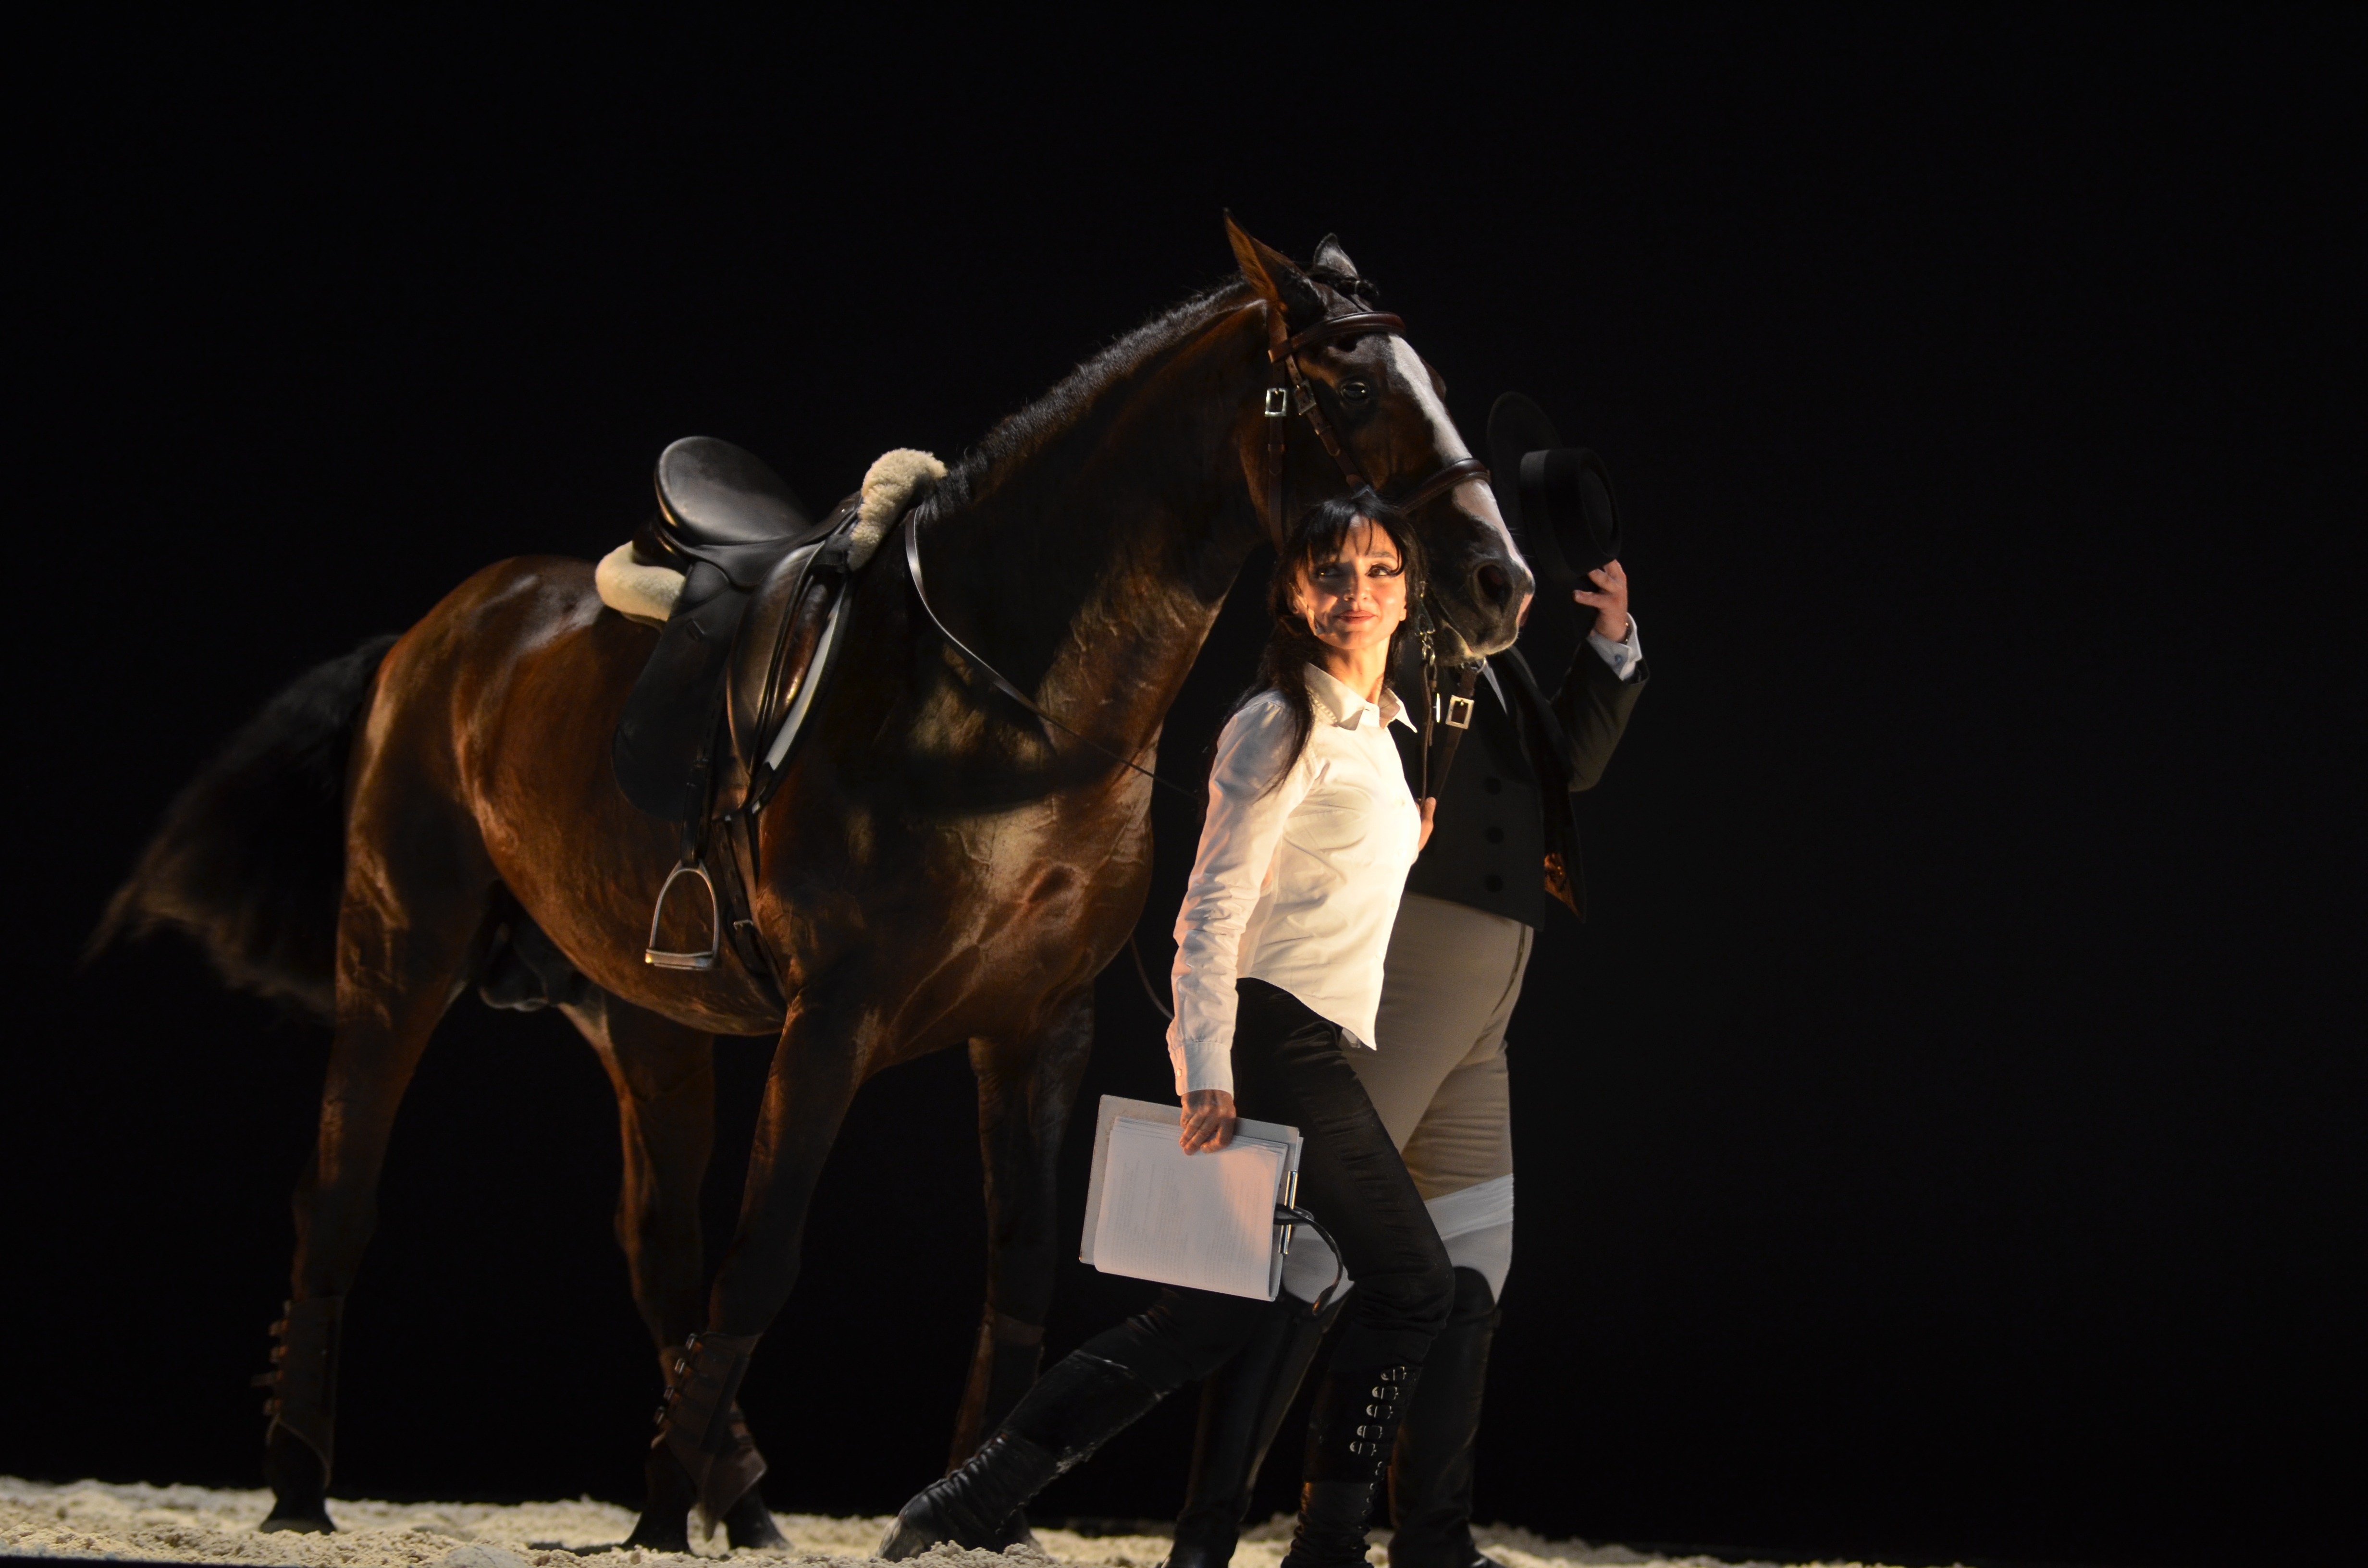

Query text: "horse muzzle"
[1433, 548, 1533, 659]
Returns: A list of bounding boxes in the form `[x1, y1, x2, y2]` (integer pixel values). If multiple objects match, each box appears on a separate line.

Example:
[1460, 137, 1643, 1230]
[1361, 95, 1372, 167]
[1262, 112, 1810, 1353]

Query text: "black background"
[7, 12, 2360, 1568]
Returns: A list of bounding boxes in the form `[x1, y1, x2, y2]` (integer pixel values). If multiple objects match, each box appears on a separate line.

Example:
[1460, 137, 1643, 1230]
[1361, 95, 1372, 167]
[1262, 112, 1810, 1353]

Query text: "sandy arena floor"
[0, 1480, 1926, 1568]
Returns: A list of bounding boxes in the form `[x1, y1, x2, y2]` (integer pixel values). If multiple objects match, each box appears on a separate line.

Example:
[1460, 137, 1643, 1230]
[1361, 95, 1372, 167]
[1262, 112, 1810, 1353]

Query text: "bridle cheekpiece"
[1259, 306, 1492, 544]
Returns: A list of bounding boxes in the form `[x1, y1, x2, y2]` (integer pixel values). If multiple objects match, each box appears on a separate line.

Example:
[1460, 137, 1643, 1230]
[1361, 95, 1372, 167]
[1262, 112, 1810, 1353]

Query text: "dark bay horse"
[99, 219, 1534, 1545]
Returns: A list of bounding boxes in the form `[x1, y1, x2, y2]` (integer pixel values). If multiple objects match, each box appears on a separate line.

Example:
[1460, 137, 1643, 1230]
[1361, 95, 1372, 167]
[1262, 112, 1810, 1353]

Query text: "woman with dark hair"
[881, 494, 1451, 1568]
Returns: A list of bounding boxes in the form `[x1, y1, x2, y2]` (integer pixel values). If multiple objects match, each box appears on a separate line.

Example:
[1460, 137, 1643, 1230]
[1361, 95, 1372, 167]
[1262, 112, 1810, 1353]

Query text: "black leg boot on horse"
[879, 1349, 1168, 1560]
[1279, 1361, 1422, 1568]
[638, 1344, 789, 1550]
[629, 1333, 774, 1551]
[1166, 1293, 1345, 1568]
[1385, 1270, 1506, 1568]
[257, 1297, 344, 1533]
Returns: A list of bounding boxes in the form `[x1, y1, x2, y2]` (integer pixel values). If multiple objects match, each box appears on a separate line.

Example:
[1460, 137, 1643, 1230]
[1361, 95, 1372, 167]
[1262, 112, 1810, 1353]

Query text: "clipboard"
[1079, 1095, 1305, 1301]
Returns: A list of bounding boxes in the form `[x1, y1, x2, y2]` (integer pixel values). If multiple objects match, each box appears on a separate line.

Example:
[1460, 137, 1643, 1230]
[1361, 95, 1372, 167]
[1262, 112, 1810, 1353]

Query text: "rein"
[900, 301, 1488, 802]
[901, 300, 1497, 1019]
[903, 517, 1196, 800]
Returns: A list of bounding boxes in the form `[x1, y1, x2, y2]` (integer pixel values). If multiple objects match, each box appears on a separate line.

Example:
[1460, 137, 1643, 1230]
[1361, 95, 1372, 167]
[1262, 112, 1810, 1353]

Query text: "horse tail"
[88, 633, 402, 1020]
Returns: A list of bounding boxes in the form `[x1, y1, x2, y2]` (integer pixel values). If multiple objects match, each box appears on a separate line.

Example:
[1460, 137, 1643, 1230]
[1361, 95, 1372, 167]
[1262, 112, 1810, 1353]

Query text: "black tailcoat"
[1393, 639, 1647, 924]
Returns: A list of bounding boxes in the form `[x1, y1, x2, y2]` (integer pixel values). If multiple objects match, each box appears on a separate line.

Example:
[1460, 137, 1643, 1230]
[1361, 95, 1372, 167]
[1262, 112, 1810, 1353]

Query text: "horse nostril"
[1477, 563, 1510, 607]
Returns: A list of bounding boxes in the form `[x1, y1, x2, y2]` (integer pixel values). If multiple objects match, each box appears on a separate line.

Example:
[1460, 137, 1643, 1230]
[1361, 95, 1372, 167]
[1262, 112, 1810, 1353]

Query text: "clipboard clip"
[1272, 1190, 1345, 1317]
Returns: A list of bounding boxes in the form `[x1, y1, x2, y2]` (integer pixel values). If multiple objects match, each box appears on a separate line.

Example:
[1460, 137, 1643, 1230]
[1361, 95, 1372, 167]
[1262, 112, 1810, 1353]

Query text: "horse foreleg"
[564, 990, 715, 1351]
[625, 975, 866, 1551]
[264, 870, 490, 1532]
[949, 987, 1098, 1468]
[561, 990, 788, 1549]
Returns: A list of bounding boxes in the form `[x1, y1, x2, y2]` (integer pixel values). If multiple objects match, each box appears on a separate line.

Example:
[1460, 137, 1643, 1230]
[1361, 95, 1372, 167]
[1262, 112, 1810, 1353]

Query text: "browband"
[1270, 310, 1406, 362]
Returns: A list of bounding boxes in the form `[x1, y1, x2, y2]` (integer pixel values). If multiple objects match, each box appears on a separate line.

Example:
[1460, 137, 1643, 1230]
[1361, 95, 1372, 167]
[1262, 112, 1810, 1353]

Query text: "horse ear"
[1311, 233, 1360, 280]
[1225, 212, 1325, 333]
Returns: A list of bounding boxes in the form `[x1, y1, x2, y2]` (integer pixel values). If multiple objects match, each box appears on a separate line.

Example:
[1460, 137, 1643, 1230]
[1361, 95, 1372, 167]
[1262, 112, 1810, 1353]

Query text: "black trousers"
[1032, 979, 1455, 1432]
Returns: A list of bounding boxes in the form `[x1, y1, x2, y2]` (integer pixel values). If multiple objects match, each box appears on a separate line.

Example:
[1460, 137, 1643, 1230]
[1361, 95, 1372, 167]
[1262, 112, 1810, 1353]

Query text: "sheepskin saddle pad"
[603, 440, 946, 821]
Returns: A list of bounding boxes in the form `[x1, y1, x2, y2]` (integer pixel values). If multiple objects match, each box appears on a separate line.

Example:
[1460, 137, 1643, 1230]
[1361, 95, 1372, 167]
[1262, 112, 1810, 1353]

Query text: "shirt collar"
[1304, 663, 1416, 733]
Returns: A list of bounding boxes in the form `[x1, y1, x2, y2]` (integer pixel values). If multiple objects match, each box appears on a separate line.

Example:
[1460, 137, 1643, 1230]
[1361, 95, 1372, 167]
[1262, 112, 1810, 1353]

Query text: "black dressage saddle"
[612, 437, 861, 821]
[606, 436, 880, 989]
[481, 438, 883, 1015]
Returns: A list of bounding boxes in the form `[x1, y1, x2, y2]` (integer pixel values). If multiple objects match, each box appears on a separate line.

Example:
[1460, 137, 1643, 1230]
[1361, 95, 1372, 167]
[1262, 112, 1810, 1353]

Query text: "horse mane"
[923, 278, 1258, 518]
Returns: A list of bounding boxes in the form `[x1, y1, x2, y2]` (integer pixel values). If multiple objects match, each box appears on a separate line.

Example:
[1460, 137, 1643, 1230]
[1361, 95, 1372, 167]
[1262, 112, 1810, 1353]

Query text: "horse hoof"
[261, 1428, 333, 1533]
[624, 1440, 697, 1553]
[720, 1487, 791, 1551]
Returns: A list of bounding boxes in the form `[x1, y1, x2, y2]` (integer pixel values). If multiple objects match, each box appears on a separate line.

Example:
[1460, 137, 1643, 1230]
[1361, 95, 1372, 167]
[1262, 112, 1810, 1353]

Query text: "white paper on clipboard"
[1079, 1095, 1305, 1301]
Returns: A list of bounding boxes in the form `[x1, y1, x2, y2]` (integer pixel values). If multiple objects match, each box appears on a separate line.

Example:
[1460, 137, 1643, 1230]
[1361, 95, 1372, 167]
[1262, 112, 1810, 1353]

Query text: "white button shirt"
[1167, 663, 1425, 1095]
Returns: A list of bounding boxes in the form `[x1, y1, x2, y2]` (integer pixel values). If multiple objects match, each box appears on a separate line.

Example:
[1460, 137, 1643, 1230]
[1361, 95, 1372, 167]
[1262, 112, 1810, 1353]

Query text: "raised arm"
[1509, 560, 1649, 793]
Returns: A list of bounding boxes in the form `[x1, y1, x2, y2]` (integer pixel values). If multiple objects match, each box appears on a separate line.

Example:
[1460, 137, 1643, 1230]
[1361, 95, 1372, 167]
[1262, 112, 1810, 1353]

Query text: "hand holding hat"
[1486, 393, 1629, 637]
[1576, 558, 1630, 643]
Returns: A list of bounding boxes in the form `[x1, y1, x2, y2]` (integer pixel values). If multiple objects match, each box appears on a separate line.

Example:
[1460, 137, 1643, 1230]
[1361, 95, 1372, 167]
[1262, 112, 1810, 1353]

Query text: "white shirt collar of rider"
[1303, 662, 1415, 733]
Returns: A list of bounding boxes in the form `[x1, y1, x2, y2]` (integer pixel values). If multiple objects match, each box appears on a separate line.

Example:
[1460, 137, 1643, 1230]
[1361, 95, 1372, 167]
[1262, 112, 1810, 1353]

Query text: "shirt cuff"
[1170, 1037, 1235, 1096]
[1587, 613, 1644, 683]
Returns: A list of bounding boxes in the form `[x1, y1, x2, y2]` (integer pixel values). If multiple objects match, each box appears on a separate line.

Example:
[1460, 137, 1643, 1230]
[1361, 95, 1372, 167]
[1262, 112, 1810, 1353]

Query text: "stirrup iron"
[645, 860, 722, 970]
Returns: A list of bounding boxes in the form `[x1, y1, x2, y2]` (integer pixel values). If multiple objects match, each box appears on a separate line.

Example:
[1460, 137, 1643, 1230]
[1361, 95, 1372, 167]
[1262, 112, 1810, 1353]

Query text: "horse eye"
[1340, 380, 1372, 402]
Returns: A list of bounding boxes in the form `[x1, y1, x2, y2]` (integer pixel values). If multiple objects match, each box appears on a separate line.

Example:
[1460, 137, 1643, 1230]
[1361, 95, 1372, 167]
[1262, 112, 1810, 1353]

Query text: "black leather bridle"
[902, 298, 1503, 1023]
[1257, 306, 1491, 540]
[902, 299, 1496, 805]
[1258, 303, 1494, 797]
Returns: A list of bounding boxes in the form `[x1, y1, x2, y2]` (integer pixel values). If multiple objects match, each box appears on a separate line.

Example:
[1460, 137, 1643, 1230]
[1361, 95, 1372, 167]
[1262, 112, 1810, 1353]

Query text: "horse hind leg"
[261, 810, 497, 1532]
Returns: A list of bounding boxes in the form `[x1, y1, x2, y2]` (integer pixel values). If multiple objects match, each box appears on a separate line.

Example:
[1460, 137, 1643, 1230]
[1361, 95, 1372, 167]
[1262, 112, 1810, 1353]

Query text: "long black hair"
[1221, 491, 1427, 794]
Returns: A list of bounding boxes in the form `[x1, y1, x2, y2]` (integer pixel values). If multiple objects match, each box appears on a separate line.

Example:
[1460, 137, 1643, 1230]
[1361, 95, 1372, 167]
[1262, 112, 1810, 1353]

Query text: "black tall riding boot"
[1168, 1293, 1343, 1568]
[1278, 1360, 1421, 1568]
[1386, 1269, 1505, 1568]
[879, 1349, 1166, 1560]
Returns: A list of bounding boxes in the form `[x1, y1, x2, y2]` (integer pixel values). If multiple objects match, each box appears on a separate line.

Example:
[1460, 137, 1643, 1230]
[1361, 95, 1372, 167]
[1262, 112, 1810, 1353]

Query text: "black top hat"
[1486, 392, 1623, 591]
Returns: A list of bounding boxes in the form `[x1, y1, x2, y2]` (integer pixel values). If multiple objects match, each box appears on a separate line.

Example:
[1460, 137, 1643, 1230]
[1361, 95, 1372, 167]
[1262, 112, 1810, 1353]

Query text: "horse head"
[1227, 217, 1534, 660]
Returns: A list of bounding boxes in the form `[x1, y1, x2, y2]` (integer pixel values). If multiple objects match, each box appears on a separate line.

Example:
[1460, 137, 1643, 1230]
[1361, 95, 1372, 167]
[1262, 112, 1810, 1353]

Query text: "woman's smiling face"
[1292, 518, 1409, 659]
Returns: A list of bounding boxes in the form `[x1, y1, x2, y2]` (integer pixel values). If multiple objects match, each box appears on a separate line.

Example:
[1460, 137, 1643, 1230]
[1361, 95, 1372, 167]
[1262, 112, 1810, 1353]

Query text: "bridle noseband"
[1259, 306, 1492, 544]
